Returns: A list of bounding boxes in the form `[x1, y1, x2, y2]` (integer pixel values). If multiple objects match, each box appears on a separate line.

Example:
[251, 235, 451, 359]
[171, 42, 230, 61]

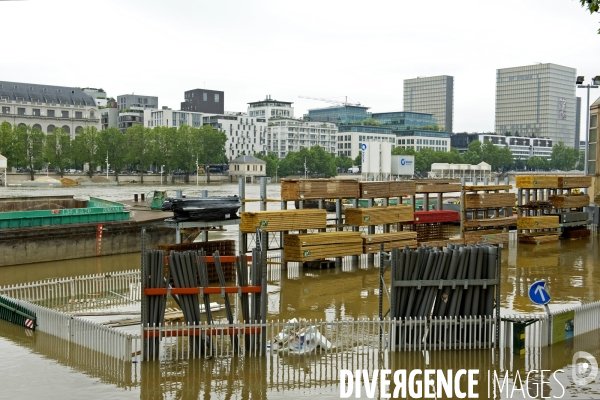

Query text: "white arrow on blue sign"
[528, 280, 551, 305]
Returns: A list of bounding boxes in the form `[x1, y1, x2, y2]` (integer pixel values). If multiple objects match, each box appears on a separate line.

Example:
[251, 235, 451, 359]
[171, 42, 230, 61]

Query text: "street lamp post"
[105, 151, 109, 180]
[196, 156, 199, 186]
[576, 75, 600, 176]
[46, 162, 50, 177]
[160, 165, 164, 187]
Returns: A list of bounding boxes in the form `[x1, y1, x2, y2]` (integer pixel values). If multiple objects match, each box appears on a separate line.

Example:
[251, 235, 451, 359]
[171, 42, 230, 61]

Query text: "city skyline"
[1, 0, 599, 135]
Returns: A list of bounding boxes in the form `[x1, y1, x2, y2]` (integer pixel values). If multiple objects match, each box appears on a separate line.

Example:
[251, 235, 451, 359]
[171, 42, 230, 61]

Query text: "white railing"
[10, 297, 136, 361]
[0, 270, 140, 312]
[140, 316, 499, 361]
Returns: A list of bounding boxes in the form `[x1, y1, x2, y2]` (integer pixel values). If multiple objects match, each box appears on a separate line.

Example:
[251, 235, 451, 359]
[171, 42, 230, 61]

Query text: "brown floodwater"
[1, 183, 600, 399]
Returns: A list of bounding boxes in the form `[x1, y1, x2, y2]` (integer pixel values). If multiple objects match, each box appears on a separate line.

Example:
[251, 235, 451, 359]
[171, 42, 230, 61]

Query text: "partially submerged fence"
[0, 269, 140, 311]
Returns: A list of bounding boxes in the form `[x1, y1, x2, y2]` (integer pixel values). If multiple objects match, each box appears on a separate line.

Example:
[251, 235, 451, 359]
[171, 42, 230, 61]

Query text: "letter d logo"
[572, 351, 598, 385]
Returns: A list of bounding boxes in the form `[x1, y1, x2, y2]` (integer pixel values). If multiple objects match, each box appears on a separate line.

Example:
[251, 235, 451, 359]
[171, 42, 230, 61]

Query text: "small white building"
[429, 162, 492, 180]
[477, 134, 552, 160]
[144, 109, 205, 128]
[228, 155, 266, 183]
[267, 117, 337, 158]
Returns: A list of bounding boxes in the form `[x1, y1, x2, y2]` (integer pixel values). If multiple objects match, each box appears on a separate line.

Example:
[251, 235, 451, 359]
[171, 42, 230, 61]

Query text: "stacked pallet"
[463, 229, 510, 245]
[281, 179, 359, 200]
[516, 175, 559, 189]
[558, 176, 592, 189]
[461, 185, 514, 246]
[362, 231, 418, 253]
[283, 231, 363, 261]
[359, 181, 416, 198]
[240, 209, 326, 233]
[464, 193, 515, 208]
[345, 205, 413, 226]
[414, 179, 462, 193]
[516, 216, 559, 230]
[549, 194, 590, 208]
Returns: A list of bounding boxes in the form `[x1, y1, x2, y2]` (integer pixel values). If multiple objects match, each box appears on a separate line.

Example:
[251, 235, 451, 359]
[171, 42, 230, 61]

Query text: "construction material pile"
[345, 205, 413, 226]
[283, 231, 362, 261]
[240, 209, 326, 233]
[362, 231, 417, 254]
[281, 179, 359, 200]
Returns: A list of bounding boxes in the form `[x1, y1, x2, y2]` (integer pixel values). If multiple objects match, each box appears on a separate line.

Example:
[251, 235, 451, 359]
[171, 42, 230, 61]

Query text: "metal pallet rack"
[461, 183, 513, 246]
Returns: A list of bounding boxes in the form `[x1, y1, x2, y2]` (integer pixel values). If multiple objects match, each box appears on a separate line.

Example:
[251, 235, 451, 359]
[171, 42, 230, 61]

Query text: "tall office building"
[181, 88, 224, 114]
[403, 75, 454, 132]
[494, 63, 577, 148]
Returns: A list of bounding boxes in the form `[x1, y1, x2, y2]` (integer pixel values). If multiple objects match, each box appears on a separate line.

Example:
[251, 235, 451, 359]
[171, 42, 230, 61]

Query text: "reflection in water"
[1, 183, 600, 398]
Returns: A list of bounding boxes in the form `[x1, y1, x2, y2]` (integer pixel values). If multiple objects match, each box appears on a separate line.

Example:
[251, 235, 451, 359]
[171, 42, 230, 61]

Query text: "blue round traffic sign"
[360, 143, 367, 151]
[528, 280, 551, 305]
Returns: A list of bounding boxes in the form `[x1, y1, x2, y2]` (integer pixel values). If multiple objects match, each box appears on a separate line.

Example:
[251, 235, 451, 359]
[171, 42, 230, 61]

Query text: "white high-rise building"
[203, 114, 267, 160]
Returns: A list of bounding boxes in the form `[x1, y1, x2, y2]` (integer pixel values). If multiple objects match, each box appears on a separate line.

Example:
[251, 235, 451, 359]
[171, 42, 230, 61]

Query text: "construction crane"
[298, 96, 362, 107]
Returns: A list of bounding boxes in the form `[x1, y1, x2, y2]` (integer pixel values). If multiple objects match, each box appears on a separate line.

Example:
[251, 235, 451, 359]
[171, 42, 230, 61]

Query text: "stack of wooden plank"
[463, 229, 510, 245]
[515, 175, 559, 189]
[361, 231, 417, 253]
[360, 181, 390, 198]
[281, 179, 359, 200]
[414, 179, 462, 193]
[517, 216, 559, 230]
[418, 237, 464, 248]
[558, 176, 592, 189]
[240, 209, 326, 233]
[283, 231, 363, 261]
[358, 181, 416, 198]
[464, 193, 515, 208]
[463, 217, 514, 229]
[518, 231, 560, 244]
[413, 210, 460, 224]
[549, 194, 590, 208]
[345, 205, 414, 226]
[389, 181, 416, 197]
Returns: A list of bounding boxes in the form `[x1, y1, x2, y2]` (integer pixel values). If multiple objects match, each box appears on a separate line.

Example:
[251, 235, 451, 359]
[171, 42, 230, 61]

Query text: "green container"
[0, 197, 129, 229]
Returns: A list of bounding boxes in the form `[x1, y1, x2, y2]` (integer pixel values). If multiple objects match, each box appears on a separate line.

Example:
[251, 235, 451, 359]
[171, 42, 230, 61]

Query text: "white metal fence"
[0, 270, 140, 312]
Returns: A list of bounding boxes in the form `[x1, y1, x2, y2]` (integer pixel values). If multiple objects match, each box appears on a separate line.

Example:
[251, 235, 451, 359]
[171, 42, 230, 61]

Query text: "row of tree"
[0, 122, 228, 181]
[389, 140, 583, 175]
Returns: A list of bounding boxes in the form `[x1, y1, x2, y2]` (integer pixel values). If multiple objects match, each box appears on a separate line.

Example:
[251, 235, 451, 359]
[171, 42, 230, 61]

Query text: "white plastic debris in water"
[269, 318, 332, 354]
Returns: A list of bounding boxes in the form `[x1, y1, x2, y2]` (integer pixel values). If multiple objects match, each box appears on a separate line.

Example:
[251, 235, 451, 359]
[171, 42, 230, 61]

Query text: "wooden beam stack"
[517, 216, 559, 230]
[345, 205, 414, 226]
[361, 231, 418, 253]
[516, 175, 559, 189]
[549, 194, 590, 208]
[240, 209, 326, 233]
[283, 232, 363, 261]
[414, 179, 462, 193]
[281, 179, 359, 200]
[463, 230, 510, 245]
[558, 176, 592, 189]
[359, 181, 416, 198]
[464, 193, 515, 209]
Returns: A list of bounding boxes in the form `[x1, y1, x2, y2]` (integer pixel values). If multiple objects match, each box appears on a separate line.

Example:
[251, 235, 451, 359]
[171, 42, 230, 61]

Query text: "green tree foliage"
[72, 127, 101, 177]
[550, 141, 579, 171]
[125, 125, 153, 179]
[580, 0, 600, 33]
[16, 125, 45, 180]
[335, 154, 353, 170]
[98, 127, 127, 178]
[254, 152, 280, 177]
[279, 146, 337, 178]
[361, 118, 381, 126]
[463, 140, 483, 165]
[0, 121, 23, 168]
[354, 152, 362, 166]
[526, 156, 549, 171]
[420, 124, 443, 131]
[43, 127, 71, 177]
[576, 150, 585, 171]
[481, 141, 514, 171]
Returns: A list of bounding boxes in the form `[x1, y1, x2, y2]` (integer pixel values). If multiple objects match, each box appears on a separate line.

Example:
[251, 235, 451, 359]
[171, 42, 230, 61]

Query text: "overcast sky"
[2, 0, 599, 133]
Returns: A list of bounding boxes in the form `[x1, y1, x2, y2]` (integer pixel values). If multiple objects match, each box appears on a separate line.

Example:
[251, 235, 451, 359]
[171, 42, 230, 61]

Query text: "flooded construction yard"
[1, 183, 600, 399]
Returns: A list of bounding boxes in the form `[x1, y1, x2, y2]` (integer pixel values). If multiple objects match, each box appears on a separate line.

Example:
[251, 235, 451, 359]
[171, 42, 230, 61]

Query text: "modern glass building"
[494, 63, 577, 148]
[305, 105, 371, 124]
[371, 111, 437, 131]
[403, 75, 454, 132]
